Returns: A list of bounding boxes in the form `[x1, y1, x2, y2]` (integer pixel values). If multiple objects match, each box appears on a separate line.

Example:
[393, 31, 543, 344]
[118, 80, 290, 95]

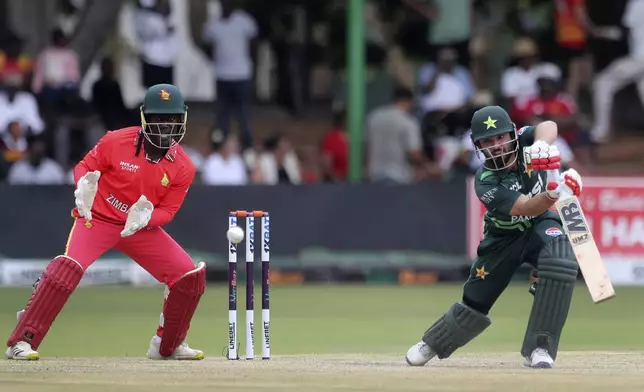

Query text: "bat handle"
[548, 169, 561, 183]
[547, 169, 573, 199]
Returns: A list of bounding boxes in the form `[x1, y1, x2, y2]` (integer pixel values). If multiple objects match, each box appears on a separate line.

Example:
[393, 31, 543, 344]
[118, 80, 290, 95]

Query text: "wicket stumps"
[228, 210, 270, 360]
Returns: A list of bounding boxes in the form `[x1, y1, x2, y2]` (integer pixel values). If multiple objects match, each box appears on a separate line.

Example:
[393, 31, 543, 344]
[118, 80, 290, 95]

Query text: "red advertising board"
[466, 177, 644, 285]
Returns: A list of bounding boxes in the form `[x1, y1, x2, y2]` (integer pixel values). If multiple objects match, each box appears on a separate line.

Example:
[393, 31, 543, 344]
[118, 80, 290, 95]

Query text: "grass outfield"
[0, 284, 643, 391]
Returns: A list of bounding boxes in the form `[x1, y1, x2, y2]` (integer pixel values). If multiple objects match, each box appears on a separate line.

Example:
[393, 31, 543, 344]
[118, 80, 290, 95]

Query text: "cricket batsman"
[5, 84, 205, 361]
[406, 105, 583, 369]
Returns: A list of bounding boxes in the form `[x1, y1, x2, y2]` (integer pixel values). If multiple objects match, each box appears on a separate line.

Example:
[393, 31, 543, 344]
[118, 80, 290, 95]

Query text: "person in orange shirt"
[554, 0, 592, 101]
[5, 84, 206, 361]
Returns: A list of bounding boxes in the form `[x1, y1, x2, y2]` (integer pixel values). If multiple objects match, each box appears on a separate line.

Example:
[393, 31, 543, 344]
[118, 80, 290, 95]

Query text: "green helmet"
[140, 84, 188, 149]
[470, 105, 518, 171]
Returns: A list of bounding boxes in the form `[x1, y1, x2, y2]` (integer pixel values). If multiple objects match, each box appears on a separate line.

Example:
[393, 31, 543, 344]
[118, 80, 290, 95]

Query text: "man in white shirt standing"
[134, 0, 177, 87]
[202, 0, 258, 150]
[591, 0, 644, 143]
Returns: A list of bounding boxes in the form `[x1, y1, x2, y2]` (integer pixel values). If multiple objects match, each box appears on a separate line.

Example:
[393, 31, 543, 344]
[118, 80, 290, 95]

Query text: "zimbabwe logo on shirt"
[161, 173, 169, 187]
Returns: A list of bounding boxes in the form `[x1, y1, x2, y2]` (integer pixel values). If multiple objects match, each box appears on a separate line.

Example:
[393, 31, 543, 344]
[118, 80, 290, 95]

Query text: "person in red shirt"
[320, 107, 348, 182]
[5, 84, 206, 361]
[516, 73, 592, 168]
[516, 74, 581, 143]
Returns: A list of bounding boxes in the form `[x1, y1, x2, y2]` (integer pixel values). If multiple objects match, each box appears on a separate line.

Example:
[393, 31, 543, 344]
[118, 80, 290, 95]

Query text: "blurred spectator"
[516, 70, 592, 168]
[183, 143, 207, 179]
[32, 28, 81, 116]
[417, 47, 475, 115]
[425, 0, 473, 68]
[201, 0, 258, 150]
[320, 106, 348, 182]
[201, 133, 249, 185]
[591, 0, 644, 143]
[585, 0, 629, 74]
[501, 38, 562, 113]
[432, 91, 494, 174]
[246, 134, 302, 185]
[56, 0, 83, 37]
[514, 68, 572, 128]
[417, 47, 476, 168]
[91, 58, 136, 130]
[0, 34, 33, 83]
[134, 0, 177, 87]
[554, 0, 592, 101]
[7, 136, 66, 185]
[1, 120, 29, 163]
[0, 72, 44, 135]
[365, 86, 441, 184]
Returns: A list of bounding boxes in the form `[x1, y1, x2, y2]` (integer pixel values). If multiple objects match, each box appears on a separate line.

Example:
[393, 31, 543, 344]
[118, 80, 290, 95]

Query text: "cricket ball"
[227, 225, 245, 244]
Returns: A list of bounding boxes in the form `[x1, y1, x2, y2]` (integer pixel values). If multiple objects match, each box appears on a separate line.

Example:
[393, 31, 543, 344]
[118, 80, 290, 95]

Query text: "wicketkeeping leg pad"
[7, 256, 84, 349]
[521, 236, 578, 360]
[422, 302, 491, 359]
[159, 262, 206, 357]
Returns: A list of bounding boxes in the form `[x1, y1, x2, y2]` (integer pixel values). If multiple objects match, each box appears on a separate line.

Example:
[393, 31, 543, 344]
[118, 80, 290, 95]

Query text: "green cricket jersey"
[474, 126, 557, 236]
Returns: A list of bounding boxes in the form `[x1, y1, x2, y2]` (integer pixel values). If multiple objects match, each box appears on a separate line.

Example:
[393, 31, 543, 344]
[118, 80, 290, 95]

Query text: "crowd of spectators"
[0, 0, 640, 185]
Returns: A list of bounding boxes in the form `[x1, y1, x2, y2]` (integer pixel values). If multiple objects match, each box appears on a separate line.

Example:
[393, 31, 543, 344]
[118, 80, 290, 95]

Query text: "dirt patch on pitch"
[1, 352, 643, 391]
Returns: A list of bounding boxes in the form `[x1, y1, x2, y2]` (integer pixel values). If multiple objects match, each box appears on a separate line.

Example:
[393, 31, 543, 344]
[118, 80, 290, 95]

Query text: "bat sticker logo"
[559, 201, 588, 233]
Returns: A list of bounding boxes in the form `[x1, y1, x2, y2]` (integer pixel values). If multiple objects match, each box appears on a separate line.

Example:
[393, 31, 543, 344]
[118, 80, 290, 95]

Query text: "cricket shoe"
[405, 341, 436, 366]
[5, 341, 40, 361]
[146, 335, 204, 360]
[524, 348, 554, 369]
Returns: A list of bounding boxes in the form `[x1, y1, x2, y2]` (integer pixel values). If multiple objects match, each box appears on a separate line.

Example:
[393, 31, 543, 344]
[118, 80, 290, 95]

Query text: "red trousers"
[65, 217, 195, 285]
[63, 217, 197, 337]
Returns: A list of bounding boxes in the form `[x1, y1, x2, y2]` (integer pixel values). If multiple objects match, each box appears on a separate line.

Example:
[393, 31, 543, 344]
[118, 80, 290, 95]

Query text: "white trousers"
[592, 56, 644, 140]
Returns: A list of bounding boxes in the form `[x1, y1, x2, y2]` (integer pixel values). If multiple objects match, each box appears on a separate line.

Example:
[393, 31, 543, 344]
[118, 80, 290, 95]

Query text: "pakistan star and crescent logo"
[483, 116, 497, 129]
[475, 266, 489, 280]
[159, 89, 172, 101]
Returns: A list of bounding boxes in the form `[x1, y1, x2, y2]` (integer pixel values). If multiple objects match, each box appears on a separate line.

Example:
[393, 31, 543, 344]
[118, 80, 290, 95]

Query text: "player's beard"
[479, 137, 518, 171]
[490, 151, 517, 170]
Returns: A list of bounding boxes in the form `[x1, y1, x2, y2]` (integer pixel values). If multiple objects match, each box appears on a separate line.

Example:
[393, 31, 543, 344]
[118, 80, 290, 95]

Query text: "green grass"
[1, 284, 643, 357]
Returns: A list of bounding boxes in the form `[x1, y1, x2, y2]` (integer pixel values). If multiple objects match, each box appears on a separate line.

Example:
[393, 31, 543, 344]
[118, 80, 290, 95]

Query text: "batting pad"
[521, 236, 578, 360]
[422, 302, 491, 359]
[159, 262, 206, 357]
[7, 256, 84, 349]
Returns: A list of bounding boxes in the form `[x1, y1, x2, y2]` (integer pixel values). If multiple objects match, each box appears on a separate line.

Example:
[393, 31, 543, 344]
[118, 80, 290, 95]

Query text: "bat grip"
[548, 169, 562, 183]
[548, 169, 572, 199]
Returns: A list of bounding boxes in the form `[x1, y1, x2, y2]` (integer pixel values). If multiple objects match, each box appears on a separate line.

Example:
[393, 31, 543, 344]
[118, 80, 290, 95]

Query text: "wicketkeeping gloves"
[121, 195, 154, 237]
[74, 171, 101, 221]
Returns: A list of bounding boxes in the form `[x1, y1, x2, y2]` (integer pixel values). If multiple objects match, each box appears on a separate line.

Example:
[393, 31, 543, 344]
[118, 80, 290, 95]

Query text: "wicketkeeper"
[6, 84, 206, 361]
[406, 105, 583, 368]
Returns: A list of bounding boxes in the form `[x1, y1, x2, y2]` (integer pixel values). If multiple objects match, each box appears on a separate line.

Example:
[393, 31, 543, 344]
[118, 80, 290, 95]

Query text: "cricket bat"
[548, 169, 616, 304]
